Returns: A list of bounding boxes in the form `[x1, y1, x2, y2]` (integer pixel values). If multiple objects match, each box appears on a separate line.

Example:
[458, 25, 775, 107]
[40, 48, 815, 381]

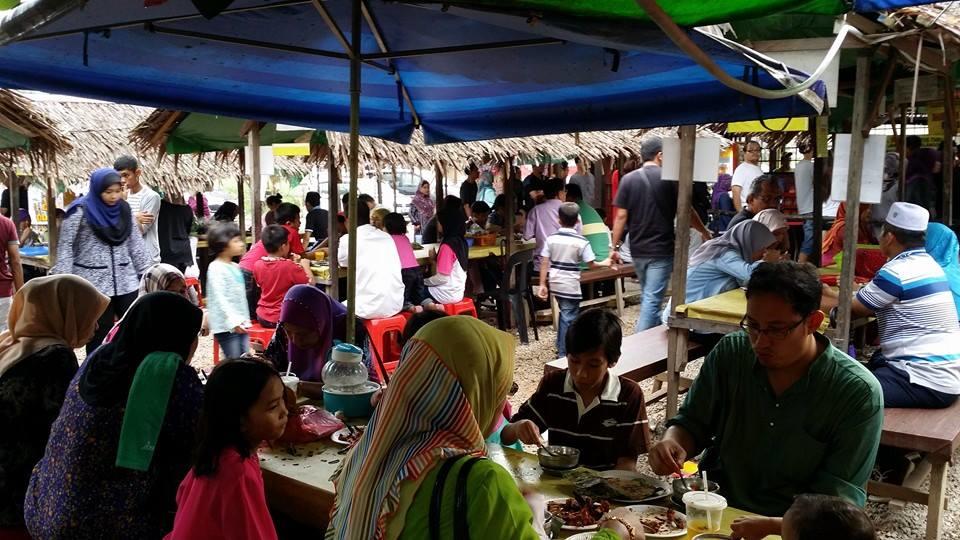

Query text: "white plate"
[566, 534, 597, 540]
[622, 505, 687, 538]
[545, 498, 601, 531]
[330, 426, 365, 445]
[596, 470, 671, 503]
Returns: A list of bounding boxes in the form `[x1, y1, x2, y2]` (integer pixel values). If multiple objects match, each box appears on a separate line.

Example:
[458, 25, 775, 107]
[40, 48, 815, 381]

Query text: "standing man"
[795, 143, 815, 264]
[569, 157, 597, 208]
[0, 212, 23, 331]
[304, 191, 329, 244]
[610, 135, 711, 331]
[459, 163, 479, 218]
[115, 155, 161, 264]
[731, 141, 764, 212]
[522, 164, 546, 211]
[904, 135, 941, 214]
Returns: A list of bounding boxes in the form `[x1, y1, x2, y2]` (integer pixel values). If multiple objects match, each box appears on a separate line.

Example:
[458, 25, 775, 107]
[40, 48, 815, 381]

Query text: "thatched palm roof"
[16, 94, 240, 193]
[0, 89, 70, 167]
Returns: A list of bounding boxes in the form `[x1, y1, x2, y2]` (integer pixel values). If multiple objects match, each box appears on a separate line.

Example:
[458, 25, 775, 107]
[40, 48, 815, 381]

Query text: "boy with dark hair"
[730, 494, 876, 540]
[650, 261, 883, 516]
[115, 154, 161, 263]
[304, 191, 328, 243]
[468, 201, 491, 232]
[252, 224, 312, 328]
[274, 202, 305, 256]
[503, 309, 651, 471]
[536, 202, 609, 356]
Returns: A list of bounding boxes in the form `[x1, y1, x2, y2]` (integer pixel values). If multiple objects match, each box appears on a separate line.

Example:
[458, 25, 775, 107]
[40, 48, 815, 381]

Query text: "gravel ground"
[508, 301, 960, 540]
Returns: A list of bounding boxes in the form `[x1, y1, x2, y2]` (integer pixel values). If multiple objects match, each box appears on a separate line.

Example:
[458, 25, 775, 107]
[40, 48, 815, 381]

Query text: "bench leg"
[666, 327, 687, 419]
[615, 277, 625, 317]
[926, 460, 948, 540]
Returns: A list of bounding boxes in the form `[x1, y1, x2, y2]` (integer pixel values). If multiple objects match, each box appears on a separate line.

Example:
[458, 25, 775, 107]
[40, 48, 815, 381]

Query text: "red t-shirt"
[165, 448, 278, 540]
[281, 224, 305, 255]
[239, 241, 268, 272]
[0, 215, 16, 297]
[253, 257, 309, 323]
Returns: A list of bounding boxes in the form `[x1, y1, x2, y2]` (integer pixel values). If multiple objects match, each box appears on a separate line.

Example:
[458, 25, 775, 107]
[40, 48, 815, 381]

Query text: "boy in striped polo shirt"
[502, 309, 651, 470]
[846, 202, 960, 408]
[536, 202, 610, 356]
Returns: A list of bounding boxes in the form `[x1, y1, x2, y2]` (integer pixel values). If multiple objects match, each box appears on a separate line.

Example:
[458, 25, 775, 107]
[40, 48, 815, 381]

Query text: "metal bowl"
[537, 445, 580, 471]
[671, 477, 720, 506]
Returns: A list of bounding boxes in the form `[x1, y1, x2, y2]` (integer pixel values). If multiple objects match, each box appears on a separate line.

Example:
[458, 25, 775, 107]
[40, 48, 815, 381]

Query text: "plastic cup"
[281, 374, 300, 396]
[683, 491, 727, 534]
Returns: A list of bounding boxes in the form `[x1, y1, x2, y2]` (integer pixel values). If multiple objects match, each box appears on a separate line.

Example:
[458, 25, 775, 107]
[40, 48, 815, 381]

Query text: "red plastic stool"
[213, 323, 277, 364]
[442, 298, 478, 318]
[362, 314, 407, 382]
[184, 277, 203, 307]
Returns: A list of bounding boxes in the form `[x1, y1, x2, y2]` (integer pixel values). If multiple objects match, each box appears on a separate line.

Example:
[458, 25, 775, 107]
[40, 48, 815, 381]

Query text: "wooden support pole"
[434, 160, 444, 204]
[899, 104, 908, 202]
[812, 117, 826, 267]
[836, 52, 871, 354]
[391, 164, 398, 212]
[942, 73, 956, 226]
[236, 174, 246, 241]
[666, 125, 697, 419]
[328, 153, 340, 301]
[345, 0, 361, 344]
[248, 128, 263, 241]
[504, 157, 515, 259]
[9, 172, 19, 230]
[45, 173, 57, 265]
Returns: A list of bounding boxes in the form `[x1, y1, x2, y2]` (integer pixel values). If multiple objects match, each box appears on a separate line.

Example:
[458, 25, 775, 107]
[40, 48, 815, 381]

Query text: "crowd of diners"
[1, 137, 959, 540]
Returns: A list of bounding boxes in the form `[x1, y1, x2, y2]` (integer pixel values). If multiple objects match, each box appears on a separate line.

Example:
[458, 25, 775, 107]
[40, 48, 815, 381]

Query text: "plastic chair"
[475, 248, 539, 344]
[184, 277, 203, 307]
[443, 298, 478, 318]
[362, 314, 408, 382]
[213, 322, 277, 364]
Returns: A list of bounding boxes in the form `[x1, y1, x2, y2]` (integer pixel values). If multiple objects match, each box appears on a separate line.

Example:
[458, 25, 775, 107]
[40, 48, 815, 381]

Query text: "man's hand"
[730, 517, 782, 540]
[136, 212, 155, 226]
[648, 439, 686, 475]
[232, 325, 248, 334]
[537, 285, 549, 300]
[510, 419, 544, 446]
[610, 251, 622, 264]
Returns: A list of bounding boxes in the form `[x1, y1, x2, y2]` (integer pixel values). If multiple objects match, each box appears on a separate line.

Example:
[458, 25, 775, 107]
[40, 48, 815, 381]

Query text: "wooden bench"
[866, 401, 960, 540]
[549, 265, 638, 329]
[544, 326, 707, 403]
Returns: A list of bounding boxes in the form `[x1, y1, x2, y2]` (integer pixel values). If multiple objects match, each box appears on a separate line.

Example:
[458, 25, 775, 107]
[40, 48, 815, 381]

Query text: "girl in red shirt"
[166, 360, 288, 539]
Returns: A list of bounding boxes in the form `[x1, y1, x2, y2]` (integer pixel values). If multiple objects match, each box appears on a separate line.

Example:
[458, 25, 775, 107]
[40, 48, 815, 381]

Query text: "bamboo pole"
[45, 171, 57, 266]
[345, 0, 361, 344]
[504, 157, 515, 259]
[236, 174, 246, 241]
[898, 104, 908, 203]
[835, 52, 871, 354]
[248, 128, 262, 241]
[328, 153, 340, 301]
[391, 164, 398, 212]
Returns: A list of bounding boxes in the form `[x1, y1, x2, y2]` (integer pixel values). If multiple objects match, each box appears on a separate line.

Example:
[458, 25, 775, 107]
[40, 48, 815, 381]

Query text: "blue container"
[323, 381, 379, 418]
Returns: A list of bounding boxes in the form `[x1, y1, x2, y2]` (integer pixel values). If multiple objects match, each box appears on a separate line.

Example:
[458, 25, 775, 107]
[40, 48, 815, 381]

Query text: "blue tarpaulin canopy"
[0, 0, 829, 144]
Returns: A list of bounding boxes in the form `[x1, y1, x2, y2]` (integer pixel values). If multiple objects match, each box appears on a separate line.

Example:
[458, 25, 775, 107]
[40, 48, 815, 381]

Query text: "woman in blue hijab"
[926, 223, 960, 319]
[51, 168, 151, 353]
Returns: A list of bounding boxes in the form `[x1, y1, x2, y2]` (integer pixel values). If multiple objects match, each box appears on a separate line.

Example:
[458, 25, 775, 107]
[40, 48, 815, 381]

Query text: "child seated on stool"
[536, 202, 610, 357]
[384, 212, 440, 313]
[501, 309, 651, 471]
[253, 225, 312, 328]
[730, 494, 875, 540]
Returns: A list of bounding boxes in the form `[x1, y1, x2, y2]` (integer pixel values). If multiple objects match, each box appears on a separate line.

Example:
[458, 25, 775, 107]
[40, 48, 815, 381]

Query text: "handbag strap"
[429, 455, 464, 540]
[454, 457, 483, 540]
[428, 454, 483, 540]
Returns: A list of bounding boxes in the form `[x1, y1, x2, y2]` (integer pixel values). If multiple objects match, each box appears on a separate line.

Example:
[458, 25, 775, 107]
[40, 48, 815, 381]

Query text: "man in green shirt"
[649, 261, 883, 518]
[565, 183, 610, 265]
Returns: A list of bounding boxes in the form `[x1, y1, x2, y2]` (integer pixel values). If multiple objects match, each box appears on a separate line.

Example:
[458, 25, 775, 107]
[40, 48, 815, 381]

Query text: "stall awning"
[0, 0, 829, 144]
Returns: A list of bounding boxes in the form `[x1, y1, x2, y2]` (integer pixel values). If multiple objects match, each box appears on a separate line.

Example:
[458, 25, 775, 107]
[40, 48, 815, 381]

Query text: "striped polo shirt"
[857, 248, 960, 394]
[511, 369, 651, 470]
[541, 228, 595, 299]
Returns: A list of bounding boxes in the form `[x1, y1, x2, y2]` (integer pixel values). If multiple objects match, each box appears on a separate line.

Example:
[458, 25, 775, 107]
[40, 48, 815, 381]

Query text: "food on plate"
[604, 477, 662, 501]
[546, 497, 609, 528]
[637, 508, 686, 535]
[565, 468, 666, 502]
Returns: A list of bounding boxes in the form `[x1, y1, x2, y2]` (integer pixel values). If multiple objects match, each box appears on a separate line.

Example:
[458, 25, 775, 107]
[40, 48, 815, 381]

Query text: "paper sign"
[830, 134, 886, 204]
[661, 137, 722, 183]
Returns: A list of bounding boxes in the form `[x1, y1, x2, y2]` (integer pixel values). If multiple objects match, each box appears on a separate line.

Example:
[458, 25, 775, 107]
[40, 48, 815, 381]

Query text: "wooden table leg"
[666, 326, 686, 419]
[926, 460, 948, 540]
[615, 276, 625, 317]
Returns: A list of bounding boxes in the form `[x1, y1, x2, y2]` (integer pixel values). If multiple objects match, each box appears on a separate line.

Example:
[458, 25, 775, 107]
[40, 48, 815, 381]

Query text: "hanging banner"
[726, 118, 809, 133]
[660, 137, 722, 183]
[830, 134, 886, 204]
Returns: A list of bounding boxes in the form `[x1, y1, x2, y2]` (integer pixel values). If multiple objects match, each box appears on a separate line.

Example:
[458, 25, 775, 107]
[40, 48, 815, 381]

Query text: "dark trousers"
[242, 268, 260, 320]
[868, 355, 959, 409]
[401, 266, 430, 309]
[87, 291, 138, 354]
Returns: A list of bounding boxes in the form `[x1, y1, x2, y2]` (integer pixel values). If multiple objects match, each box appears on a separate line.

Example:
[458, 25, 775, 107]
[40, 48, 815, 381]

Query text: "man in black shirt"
[459, 163, 479, 217]
[727, 175, 782, 229]
[0, 186, 29, 218]
[522, 164, 546, 211]
[610, 135, 711, 331]
[304, 191, 329, 243]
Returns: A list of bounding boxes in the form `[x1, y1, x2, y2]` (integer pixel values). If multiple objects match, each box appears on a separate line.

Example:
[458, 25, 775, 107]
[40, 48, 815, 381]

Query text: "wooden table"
[20, 253, 50, 271]
[260, 436, 775, 538]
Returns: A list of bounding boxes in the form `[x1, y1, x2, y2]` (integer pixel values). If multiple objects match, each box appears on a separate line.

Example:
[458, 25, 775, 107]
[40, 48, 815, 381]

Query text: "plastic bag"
[278, 404, 344, 444]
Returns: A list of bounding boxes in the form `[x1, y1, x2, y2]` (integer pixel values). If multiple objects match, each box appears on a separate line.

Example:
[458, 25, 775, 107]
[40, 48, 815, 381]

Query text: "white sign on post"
[661, 137, 722, 183]
[830, 134, 886, 205]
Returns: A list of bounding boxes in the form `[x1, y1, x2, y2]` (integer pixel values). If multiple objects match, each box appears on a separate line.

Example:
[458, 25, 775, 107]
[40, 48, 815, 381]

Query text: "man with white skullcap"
[845, 202, 960, 408]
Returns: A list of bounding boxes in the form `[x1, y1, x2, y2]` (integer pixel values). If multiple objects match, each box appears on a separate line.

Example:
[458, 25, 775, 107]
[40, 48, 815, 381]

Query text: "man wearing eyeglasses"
[727, 175, 782, 230]
[648, 261, 883, 519]
[731, 141, 764, 212]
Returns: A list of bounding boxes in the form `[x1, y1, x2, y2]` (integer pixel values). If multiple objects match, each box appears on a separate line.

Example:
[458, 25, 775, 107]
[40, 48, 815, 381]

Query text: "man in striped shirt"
[536, 202, 610, 357]
[849, 202, 960, 408]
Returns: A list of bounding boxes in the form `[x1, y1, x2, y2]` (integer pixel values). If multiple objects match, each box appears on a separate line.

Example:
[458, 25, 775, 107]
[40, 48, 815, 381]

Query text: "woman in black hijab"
[25, 292, 204, 540]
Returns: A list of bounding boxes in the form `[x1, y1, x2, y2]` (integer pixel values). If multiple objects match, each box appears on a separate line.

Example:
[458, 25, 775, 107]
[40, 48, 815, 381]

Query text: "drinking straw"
[702, 470, 713, 531]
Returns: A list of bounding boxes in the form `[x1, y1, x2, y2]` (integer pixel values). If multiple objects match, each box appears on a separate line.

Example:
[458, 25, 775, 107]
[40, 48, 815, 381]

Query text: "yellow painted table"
[20, 254, 51, 270]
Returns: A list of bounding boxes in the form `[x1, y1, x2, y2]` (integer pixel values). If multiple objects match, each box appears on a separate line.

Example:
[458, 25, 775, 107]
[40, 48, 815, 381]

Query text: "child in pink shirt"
[385, 212, 439, 312]
[166, 360, 288, 540]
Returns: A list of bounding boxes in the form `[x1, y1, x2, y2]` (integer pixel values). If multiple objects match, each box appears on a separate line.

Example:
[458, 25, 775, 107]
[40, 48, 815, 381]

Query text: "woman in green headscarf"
[325, 316, 642, 540]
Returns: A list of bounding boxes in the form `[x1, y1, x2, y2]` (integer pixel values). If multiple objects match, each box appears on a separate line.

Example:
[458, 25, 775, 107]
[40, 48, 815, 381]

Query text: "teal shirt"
[579, 202, 610, 267]
[667, 333, 883, 516]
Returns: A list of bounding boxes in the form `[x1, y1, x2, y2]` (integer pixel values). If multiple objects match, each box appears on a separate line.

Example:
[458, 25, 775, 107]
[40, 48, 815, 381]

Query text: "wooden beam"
[836, 52, 871, 354]
[327, 151, 340, 301]
[148, 111, 184, 149]
[899, 104, 908, 202]
[749, 36, 867, 53]
[344, 0, 361, 344]
[863, 51, 898, 136]
[248, 127, 263, 241]
[504, 157, 515, 260]
[45, 172, 57, 266]
[236, 173, 246, 243]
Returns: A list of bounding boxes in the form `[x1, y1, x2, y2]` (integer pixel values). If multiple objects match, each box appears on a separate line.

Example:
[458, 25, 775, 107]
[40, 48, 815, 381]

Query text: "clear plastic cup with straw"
[682, 491, 727, 534]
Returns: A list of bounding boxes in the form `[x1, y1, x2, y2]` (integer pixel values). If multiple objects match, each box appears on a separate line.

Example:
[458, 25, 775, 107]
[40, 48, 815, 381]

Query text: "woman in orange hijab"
[821, 203, 877, 266]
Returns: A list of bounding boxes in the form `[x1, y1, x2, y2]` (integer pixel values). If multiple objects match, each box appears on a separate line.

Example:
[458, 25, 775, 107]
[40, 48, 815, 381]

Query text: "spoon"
[537, 439, 558, 457]
[334, 410, 357, 435]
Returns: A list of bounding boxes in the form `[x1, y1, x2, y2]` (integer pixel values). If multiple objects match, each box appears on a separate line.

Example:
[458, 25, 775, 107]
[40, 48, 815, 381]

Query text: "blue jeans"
[216, 331, 250, 360]
[632, 256, 673, 331]
[800, 214, 815, 256]
[556, 296, 580, 357]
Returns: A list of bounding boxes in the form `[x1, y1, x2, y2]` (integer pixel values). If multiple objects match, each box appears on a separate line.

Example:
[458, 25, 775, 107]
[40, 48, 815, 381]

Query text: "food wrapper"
[277, 405, 344, 444]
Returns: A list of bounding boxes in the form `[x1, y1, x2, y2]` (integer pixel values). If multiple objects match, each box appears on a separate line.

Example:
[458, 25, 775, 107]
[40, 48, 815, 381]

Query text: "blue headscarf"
[926, 223, 960, 319]
[66, 168, 132, 246]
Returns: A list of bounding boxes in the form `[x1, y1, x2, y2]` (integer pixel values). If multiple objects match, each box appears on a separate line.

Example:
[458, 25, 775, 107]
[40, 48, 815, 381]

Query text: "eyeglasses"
[758, 194, 783, 204]
[739, 316, 806, 340]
